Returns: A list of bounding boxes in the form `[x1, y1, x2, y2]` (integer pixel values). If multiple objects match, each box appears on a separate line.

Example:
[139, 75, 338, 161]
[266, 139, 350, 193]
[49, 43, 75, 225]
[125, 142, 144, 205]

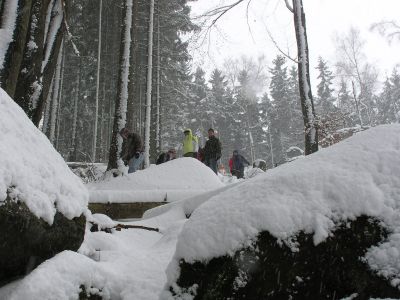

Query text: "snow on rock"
[0, 88, 88, 224]
[90, 213, 116, 230]
[0, 206, 188, 300]
[88, 158, 224, 203]
[166, 124, 400, 286]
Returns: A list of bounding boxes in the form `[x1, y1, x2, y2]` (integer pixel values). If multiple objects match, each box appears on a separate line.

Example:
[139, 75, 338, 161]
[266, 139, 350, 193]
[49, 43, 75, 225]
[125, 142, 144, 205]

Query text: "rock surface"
[0, 195, 85, 284]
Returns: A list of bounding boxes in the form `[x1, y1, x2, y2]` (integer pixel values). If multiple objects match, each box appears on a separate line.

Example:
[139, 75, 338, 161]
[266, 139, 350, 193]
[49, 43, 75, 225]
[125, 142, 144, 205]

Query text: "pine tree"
[315, 56, 336, 115]
[269, 55, 290, 163]
[337, 78, 357, 127]
[377, 68, 400, 124]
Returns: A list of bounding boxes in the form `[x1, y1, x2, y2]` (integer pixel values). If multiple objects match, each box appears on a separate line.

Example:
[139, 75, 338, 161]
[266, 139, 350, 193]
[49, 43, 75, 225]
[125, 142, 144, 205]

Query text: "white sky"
[189, 0, 400, 88]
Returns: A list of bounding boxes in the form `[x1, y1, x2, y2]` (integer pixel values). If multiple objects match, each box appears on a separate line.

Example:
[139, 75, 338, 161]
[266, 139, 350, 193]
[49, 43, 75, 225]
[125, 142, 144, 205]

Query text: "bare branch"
[284, 0, 294, 13]
[265, 24, 298, 63]
[200, 0, 246, 29]
[245, 0, 256, 44]
[370, 20, 400, 44]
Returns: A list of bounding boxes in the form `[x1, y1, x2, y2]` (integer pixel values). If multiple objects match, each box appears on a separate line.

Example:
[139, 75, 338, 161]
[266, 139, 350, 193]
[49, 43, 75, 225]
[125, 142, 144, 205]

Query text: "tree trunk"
[292, 0, 318, 155]
[32, 0, 65, 126]
[70, 66, 80, 162]
[0, 0, 33, 98]
[155, 13, 161, 153]
[93, 0, 103, 162]
[49, 39, 63, 144]
[144, 0, 154, 168]
[13, 0, 51, 118]
[126, 0, 137, 131]
[107, 0, 133, 172]
[42, 75, 54, 136]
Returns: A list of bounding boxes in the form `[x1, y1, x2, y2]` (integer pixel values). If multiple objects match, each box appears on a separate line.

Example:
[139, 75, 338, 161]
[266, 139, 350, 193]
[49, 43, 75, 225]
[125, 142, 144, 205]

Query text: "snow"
[87, 158, 224, 203]
[0, 207, 188, 300]
[164, 124, 400, 292]
[3, 124, 400, 299]
[0, 88, 88, 224]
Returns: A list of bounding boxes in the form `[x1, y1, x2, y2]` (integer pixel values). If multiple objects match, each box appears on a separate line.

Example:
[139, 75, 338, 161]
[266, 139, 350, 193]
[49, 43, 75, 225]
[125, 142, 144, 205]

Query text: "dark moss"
[171, 216, 400, 300]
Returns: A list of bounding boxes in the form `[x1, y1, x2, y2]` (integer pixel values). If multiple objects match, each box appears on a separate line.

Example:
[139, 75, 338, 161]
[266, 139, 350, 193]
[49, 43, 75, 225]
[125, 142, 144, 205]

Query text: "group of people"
[119, 127, 249, 178]
[181, 128, 222, 174]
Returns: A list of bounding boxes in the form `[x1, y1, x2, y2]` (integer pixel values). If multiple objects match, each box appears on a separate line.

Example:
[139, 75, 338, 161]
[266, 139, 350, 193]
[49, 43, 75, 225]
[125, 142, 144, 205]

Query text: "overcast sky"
[188, 0, 400, 86]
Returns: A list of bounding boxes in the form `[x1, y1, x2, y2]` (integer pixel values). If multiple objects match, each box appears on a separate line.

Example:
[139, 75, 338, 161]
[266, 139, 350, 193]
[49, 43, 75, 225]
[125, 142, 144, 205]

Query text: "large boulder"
[169, 216, 400, 299]
[0, 88, 88, 284]
[162, 125, 400, 300]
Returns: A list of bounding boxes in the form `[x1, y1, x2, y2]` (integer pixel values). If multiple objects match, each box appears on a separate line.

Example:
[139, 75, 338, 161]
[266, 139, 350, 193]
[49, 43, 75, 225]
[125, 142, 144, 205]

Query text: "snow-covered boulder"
[0, 88, 88, 283]
[162, 125, 400, 300]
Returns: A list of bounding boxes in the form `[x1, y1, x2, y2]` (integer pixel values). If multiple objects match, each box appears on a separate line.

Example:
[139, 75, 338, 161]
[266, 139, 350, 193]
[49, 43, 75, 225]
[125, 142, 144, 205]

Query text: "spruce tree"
[315, 56, 336, 115]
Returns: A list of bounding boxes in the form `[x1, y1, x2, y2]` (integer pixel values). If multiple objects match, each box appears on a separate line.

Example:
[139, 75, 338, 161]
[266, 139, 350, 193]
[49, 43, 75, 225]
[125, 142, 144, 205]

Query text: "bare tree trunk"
[13, 0, 51, 118]
[107, 0, 133, 172]
[351, 80, 363, 127]
[42, 76, 54, 135]
[93, 0, 103, 162]
[144, 0, 155, 168]
[32, 0, 65, 126]
[126, 0, 137, 131]
[155, 13, 161, 153]
[55, 38, 65, 151]
[49, 39, 63, 144]
[70, 66, 80, 162]
[292, 0, 318, 155]
[0, 0, 33, 97]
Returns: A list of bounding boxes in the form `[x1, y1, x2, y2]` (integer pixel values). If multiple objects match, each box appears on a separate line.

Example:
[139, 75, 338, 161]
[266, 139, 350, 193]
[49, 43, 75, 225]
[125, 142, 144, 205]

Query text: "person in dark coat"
[229, 150, 250, 179]
[120, 128, 144, 173]
[156, 148, 177, 165]
[203, 128, 222, 174]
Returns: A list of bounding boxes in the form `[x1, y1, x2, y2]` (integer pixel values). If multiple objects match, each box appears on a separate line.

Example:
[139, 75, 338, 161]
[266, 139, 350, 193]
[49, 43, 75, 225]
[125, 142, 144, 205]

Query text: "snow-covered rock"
[0, 88, 88, 223]
[0, 88, 88, 283]
[88, 157, 224, 203]
[163, 124, 400, 299]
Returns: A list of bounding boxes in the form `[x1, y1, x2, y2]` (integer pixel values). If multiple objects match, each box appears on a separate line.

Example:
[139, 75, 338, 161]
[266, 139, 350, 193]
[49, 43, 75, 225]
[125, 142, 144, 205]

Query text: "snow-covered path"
[0, 213, 187, 300]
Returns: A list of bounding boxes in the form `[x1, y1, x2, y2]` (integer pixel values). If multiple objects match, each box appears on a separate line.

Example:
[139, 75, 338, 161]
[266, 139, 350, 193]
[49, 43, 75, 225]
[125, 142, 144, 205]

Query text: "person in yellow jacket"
[182, 129, 199, 158]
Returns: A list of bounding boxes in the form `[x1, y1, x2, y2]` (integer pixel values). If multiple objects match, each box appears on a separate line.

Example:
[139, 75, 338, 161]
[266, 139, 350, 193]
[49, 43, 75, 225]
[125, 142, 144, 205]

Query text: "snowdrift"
[88, 157, 224, 203]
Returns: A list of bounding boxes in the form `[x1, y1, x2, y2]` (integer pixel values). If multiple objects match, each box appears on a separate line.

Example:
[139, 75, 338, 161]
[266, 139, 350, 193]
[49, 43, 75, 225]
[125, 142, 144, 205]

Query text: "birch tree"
[335, 27, 379, 126]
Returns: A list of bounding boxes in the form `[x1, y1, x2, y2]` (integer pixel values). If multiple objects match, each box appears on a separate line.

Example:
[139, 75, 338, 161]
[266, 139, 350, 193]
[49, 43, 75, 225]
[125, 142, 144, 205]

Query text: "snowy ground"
[4, 94, 400, 300]
[0, 158, 241, 300]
